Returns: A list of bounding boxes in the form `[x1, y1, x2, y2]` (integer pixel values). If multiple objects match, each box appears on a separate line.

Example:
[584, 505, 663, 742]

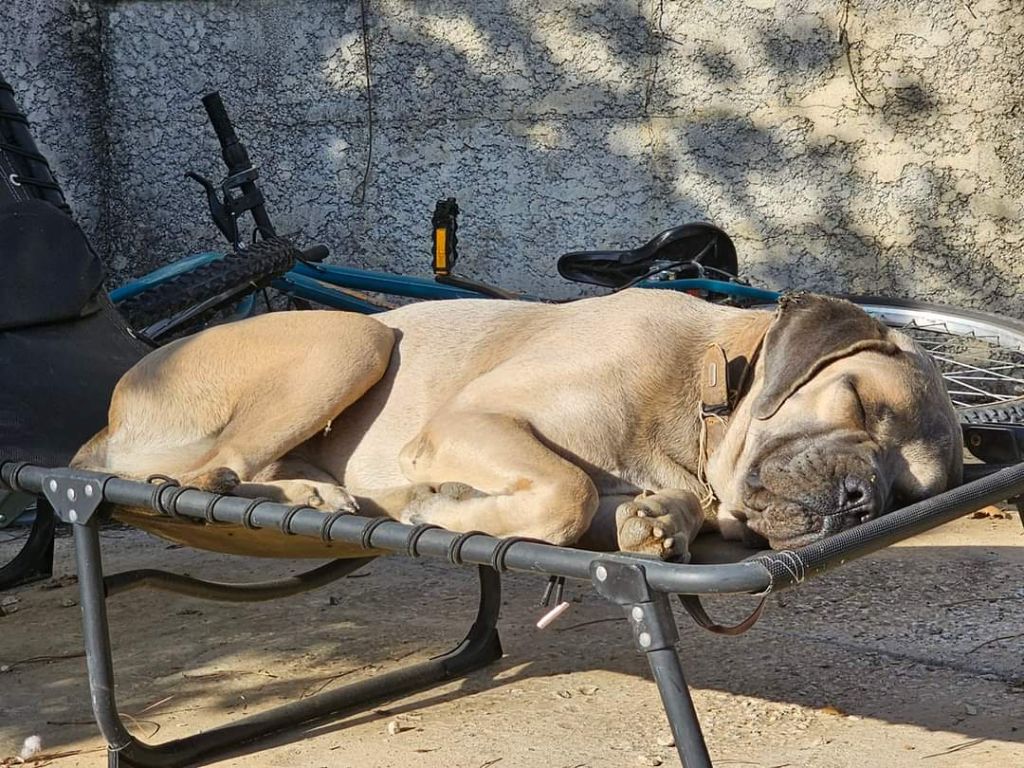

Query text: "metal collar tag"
[700, 344, 731, 417]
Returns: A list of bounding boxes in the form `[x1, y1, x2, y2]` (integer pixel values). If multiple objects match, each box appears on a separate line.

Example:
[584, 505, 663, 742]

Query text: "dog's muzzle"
[741, 452, 887, 548]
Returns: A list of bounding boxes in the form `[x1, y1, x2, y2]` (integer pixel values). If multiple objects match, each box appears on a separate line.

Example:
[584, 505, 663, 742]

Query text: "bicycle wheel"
[844, 296, 1024, 414]
[0, 497, 56, 589]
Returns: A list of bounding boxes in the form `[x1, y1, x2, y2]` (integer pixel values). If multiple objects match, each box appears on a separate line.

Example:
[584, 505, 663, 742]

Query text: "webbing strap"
[677, 593, 768, 636]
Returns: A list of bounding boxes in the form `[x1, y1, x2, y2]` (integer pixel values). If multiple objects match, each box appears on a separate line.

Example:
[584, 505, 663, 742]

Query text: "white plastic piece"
[536, 600, 571, 629]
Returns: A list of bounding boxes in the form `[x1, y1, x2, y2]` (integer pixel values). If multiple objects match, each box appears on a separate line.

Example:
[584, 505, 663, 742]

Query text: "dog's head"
[707, 294, 962, 549]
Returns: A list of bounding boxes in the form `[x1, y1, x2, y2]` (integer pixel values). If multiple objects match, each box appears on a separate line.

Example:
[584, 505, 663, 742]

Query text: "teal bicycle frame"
[110, 253, 781, 318]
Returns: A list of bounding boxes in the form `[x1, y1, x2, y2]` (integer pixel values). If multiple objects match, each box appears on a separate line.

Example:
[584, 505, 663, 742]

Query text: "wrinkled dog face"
[708, 296, 963, 549]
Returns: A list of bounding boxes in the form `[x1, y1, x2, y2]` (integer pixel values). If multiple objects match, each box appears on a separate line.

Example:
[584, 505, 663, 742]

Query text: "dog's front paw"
[615, 490, 701, 561]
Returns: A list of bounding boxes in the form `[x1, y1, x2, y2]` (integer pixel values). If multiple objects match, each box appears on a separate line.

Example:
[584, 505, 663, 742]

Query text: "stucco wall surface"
[1, 1, 1021, 314]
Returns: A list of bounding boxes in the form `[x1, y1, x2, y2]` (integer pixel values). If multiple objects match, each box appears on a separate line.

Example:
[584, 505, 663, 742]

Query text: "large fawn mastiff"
[74, 290, 962, 560]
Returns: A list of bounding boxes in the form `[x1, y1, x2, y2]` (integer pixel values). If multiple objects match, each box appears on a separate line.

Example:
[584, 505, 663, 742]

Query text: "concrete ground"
[1, 510, 1022, 768]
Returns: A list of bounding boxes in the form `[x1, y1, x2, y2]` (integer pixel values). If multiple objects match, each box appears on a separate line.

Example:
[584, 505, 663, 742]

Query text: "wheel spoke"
[930, 354, 1024, 385]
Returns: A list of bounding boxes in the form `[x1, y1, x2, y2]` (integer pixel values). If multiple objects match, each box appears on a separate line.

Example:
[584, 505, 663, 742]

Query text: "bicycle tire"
[117, 237, 300, 330]
[0, 499, 56, 589]
[958, 401, 1024, 425]
[841, 296, 1024, 418]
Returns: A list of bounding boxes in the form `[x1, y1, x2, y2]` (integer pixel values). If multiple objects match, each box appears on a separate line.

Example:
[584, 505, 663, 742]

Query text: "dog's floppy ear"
[753, 293, 899, 420]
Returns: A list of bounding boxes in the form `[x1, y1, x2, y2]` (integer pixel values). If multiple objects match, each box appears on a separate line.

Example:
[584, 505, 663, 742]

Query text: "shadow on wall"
[5, 0, 1020, 314]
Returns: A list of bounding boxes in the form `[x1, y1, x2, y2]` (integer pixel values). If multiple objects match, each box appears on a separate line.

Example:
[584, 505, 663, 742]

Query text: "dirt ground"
[1, 511, 1022, 768]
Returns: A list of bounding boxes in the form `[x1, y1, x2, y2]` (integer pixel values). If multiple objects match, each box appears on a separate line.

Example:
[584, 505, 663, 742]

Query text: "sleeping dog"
[73, 290, 962, 560]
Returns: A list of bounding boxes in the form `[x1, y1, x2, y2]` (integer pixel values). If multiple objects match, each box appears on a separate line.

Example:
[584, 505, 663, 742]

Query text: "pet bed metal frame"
[3, 460, 1023, 768]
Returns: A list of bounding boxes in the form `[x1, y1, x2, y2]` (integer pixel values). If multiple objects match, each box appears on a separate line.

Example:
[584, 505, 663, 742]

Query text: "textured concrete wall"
[1, 1, 1022, 315]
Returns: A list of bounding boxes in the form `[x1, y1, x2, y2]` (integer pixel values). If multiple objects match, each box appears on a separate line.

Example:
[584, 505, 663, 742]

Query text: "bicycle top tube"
[639, 279, 780, 302]
[111, 250, 783, 311]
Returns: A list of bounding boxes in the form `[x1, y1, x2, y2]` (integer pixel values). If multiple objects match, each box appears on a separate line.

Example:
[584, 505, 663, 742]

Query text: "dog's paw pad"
[615, 496, 695, 561]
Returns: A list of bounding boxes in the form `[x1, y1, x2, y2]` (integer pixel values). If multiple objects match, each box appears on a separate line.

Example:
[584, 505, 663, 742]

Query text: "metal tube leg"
[72, 518, 136, 754]
[646, 645, 712, 768]
[36, 471, 506, 767]
[591, 560, 714, 768]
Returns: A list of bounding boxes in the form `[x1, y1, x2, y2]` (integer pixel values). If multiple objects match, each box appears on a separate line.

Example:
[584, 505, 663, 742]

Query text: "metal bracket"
[41, 469, 113, 525]
[591, 559, 679, 652]
[591, 559, 653, 604]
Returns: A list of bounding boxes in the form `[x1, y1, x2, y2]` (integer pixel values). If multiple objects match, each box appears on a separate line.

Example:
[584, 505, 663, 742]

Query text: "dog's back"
[315, 290, 740, 489]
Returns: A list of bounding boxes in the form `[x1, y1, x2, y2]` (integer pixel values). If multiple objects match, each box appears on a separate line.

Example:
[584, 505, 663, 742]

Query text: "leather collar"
[696, 325, 768, 506]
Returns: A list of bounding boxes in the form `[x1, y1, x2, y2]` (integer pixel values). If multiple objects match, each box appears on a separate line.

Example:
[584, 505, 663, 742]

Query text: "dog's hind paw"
[307, 483, 359, 513]
[238, 479, 359, 513]
[615, 490, 701, 561]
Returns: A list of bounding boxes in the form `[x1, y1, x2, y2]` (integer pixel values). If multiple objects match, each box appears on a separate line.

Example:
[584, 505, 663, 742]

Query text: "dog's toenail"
[653, 527, 664, 538]
[662, 537, 674, 549]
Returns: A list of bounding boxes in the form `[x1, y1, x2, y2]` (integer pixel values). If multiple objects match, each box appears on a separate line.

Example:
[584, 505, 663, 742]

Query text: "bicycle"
[114, 91, 1024, 453]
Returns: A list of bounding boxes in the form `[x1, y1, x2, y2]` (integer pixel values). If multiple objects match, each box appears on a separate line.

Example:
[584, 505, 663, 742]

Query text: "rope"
[753, 549, 807, 586]
[695, 412, 721, 510]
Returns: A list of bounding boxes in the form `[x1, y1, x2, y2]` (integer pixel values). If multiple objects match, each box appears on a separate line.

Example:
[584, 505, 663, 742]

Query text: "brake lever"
[186, 171, 238, 245]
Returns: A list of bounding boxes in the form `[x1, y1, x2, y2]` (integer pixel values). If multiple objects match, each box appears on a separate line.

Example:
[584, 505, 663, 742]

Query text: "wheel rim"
[854, 303, 1024, 409]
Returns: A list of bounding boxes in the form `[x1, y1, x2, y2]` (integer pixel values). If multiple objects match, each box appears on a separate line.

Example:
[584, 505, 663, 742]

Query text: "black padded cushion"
[0, 198, 145, 466]
[0, 199, 105, 330]
[0, 294, 147, 466]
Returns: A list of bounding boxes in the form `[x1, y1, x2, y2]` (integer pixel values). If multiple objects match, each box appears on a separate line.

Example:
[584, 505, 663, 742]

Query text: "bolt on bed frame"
[3, 461, 1024, 768]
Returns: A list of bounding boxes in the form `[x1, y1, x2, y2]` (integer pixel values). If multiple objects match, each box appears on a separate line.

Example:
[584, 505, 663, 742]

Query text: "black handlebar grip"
[198, 90, 274, 238]
[201, 92, 239, 150]
[201, 91, 251, 174]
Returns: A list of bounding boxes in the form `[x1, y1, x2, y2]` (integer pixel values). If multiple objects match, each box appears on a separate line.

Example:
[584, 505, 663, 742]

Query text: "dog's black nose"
[839, 474, 876, 519]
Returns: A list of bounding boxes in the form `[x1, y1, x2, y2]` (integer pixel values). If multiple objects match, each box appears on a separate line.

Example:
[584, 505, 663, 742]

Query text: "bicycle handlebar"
[201, 92, 246, 171]
[199, 91, 276, 239]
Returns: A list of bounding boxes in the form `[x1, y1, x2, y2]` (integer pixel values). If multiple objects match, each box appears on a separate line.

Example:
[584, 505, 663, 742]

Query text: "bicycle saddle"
[556, 222, 738, 289]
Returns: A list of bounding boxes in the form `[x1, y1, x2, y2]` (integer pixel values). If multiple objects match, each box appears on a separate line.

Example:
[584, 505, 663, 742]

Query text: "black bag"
[0, 199, 105, 330]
